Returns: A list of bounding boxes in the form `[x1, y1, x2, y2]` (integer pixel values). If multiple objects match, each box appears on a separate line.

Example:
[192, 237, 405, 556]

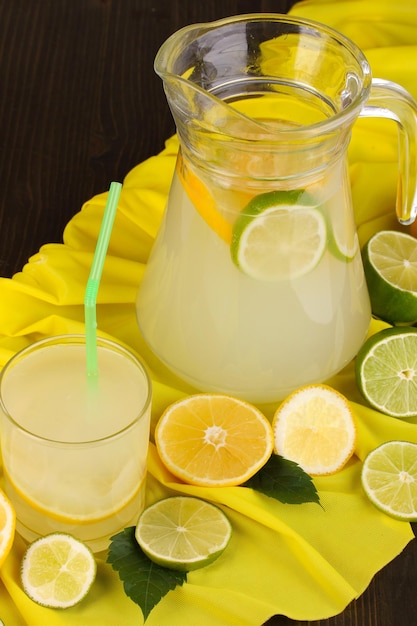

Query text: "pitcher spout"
[154, 14, 370, 183]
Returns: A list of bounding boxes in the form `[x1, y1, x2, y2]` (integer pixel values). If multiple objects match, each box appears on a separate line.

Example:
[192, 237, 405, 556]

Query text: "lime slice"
[327, 212, 359, 262]
[362, 230, 417, 324]
[362, 441, 417, 521]
[135, 496, 232, 571]
[20, 533, 96, 608]
[231, 190, 327, 281]
[355, 327, 417, 418]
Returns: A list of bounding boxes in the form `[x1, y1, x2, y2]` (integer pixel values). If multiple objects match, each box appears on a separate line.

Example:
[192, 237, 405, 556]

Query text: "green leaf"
[244, 454, 321, 505]
[107, 527, 187, 622]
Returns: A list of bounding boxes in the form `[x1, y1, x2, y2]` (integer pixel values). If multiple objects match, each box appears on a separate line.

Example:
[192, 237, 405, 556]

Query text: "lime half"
[355, 327, 417, 418]
[20, 533, 96, 608]
[135, 496, 232, 571]
[231, 190, 326, 281]
[362, 230, 417, 324]
[362, 441, 417, 521]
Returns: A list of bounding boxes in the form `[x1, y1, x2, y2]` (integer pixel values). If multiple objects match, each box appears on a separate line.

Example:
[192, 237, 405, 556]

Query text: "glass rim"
[0, 334, 152, 446]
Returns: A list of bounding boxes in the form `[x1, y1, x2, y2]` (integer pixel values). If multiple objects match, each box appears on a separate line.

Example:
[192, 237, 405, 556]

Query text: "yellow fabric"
[1, 1, 417, 623]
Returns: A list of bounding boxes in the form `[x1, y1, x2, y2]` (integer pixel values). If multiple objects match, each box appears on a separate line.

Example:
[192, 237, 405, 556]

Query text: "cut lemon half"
[231, 190, 326, 281]
[0, 489, 15, 568]
[362, 441, 417, 521]
[355, 327, 417, 419]
[362, 230, 417, 324]
[272, 384, 357, 476]
[21, 533, 96, 608]
[135, 496, 232, 571]
[155, 394, 273, 487]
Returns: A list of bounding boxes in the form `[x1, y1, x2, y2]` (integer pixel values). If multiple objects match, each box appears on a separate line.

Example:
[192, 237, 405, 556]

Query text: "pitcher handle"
[359, 78, 417, 225]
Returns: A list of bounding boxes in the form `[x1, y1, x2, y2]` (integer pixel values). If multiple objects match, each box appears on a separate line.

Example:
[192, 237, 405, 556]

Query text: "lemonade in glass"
[0, 335, 151, 552]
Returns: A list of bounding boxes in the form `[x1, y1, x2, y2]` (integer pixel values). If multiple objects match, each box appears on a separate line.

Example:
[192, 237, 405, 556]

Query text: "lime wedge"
[20, 533, 96, 608]
[135, 496, 232, 571]
[362, 441, 417, 521]
[362, 230, 417, 324]
[230, 190, 326, 281]
[355, 327, 417, 418]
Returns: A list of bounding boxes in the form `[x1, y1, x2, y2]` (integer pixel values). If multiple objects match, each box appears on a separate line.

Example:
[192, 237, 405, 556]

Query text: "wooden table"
[0, 2, 416, 625]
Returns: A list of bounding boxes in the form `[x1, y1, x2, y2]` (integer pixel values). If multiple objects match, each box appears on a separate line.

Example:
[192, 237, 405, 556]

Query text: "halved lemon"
[155, 394, 273, 487]
[272, 384, 357, 476]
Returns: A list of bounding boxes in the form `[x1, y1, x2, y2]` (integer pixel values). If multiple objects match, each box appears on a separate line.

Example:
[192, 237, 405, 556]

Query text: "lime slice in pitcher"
[326, 198, 359, 262]
[230, 190, 327, 281]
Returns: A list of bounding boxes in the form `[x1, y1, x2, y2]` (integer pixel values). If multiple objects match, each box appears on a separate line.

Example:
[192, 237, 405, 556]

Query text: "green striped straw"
[84, 181, 122, 379]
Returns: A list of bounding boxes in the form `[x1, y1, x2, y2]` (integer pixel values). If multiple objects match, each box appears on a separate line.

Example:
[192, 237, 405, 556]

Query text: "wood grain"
[0, 2, 416, 625]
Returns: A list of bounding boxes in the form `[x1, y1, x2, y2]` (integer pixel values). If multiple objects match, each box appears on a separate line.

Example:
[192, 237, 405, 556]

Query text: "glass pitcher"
[136, 14, 417, 403]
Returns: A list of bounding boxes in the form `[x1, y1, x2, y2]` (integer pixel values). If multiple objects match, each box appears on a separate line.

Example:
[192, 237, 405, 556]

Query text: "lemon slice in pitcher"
[231, 190, 327, 281]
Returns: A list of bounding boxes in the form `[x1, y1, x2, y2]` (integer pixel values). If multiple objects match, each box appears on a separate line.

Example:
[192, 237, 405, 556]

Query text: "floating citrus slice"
[155, 394, 273, 487]
[326, 199, 359, 262]
[20, 533, 96, 608]
[272, 384, 357, 475]
[230, 190, 326, 281]
[177, 154, 233, 244]
[135, 496, 232, 571]
[362, 441, 417, 521]
[355, 327, 417, 418]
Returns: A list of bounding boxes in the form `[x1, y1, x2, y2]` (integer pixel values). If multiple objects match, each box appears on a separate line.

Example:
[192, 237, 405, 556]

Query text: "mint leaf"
[244, 454, 321, 505]
[107, 527, 187, 621]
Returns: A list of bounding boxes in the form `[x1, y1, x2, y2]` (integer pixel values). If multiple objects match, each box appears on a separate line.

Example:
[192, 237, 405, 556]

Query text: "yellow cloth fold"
[1, 1, 417, 623]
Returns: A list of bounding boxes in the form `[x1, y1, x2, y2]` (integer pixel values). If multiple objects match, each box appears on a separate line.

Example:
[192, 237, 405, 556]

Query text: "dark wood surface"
[0, 2, 416, 625]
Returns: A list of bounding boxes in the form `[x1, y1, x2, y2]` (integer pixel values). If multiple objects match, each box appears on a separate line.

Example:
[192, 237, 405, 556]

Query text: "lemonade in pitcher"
[136, 14, 417, 403]
[137, 148, 371, 403]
